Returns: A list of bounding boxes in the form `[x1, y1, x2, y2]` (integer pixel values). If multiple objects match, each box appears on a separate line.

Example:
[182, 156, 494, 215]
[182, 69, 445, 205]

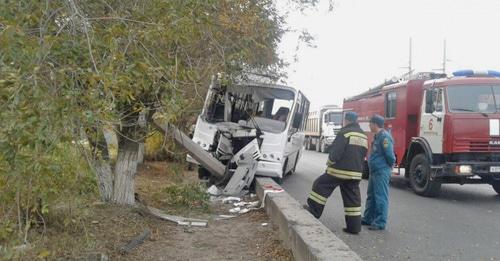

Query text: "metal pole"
[442, 39, 447, 74]
[409, 37, 413, 77]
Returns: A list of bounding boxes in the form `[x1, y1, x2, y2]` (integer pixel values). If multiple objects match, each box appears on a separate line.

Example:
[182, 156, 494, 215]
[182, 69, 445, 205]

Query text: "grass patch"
[160, 183, 210, 213]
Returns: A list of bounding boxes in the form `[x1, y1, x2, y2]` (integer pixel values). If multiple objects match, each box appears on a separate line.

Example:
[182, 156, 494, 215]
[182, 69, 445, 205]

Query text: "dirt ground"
[14, 161, 293, 260]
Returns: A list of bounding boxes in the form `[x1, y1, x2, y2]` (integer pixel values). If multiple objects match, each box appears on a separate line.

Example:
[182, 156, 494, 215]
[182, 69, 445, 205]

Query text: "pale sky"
[279, 0, 500, 110]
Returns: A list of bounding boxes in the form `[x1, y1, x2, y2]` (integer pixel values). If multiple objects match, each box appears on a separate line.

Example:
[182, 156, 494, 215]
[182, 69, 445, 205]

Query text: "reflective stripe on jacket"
[326, 123, 368, 180]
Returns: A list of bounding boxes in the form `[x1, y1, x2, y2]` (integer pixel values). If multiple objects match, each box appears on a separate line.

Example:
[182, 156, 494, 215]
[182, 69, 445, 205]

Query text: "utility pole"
[442, 39, 447, 74]
[400, 37, 413, 80]
[408, 37, 413, 77]
[434, 39, 449, 74]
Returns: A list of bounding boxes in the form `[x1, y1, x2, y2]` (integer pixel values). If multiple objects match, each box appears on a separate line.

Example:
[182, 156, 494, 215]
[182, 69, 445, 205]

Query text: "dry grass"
[1, 161, 292, 261]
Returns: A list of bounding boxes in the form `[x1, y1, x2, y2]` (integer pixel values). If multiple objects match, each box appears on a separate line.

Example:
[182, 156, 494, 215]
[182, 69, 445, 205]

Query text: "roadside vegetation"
[0, 0, 324, 259]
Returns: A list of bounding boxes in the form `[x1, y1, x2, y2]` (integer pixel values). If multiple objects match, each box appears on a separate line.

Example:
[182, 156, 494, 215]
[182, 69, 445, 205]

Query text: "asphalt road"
[282, 150, 500, 261]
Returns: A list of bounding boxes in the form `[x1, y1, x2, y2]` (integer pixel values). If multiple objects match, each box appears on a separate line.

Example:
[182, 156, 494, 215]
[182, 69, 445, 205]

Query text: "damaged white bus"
[187, 75, 310, 194]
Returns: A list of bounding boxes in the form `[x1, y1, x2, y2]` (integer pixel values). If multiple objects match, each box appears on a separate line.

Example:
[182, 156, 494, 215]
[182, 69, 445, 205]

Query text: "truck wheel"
[492, 181, 500, 195]
[320, 140, 326, 153]
[315, 139, 321, 152]
[306, 139, 312, 150]
[409, 154, 441, 197]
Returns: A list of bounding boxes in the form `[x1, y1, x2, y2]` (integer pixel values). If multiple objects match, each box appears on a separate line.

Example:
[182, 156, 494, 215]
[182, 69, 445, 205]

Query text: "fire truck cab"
[344, 70, 500, 197]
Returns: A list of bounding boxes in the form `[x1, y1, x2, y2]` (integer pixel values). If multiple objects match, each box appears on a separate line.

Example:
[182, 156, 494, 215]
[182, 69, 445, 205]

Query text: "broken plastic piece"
[214, 215, 237, 221]
[222, 197, 241, 204]
[146, 206, 208, 227]
[229, 207, 241, 213]
[238, 208, 250, 214]
[234, 201, 260, 208]
[260, 187, 284, 208]
[207, 185, 222, 196]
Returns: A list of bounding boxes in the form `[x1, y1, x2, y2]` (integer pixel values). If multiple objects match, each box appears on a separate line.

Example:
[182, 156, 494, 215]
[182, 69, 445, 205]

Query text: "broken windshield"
[203, 84, 296, 133]
[447, 85, 500, 113]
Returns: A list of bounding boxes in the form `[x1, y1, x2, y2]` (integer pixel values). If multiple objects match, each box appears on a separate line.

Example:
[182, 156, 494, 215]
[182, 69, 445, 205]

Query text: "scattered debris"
[238, 208, 251, 214]
[222, 197, 241, 204]
[228, 205, 258, 215]
[137, 205, 208, 227]
[120, 230, 151, 255]
[234, 200, 260, 208]
[229, 207, 242, 214]
[214, 215, 237, 221]
[207, 185, 222, 196]
[260, 185, 284, 208]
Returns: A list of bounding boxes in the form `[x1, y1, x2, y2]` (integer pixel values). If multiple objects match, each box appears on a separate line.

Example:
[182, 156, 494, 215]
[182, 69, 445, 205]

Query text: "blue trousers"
[362, 167, 391, 229]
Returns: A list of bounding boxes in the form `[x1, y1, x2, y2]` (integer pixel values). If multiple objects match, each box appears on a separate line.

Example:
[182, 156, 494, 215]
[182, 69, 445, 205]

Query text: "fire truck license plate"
[490, 166, 500, 173]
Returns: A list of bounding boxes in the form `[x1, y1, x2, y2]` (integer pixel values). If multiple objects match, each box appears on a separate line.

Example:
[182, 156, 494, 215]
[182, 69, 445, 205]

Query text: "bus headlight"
[455, 165, 472, 175]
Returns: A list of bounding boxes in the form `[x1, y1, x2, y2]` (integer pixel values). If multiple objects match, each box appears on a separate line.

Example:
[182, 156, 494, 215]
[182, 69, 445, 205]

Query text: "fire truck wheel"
[492, 182, 500, 195]
[409, 154, 441, 197]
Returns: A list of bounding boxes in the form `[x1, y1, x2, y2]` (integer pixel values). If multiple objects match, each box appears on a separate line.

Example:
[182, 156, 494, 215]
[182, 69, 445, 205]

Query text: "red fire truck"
[343, 70, 500, 197]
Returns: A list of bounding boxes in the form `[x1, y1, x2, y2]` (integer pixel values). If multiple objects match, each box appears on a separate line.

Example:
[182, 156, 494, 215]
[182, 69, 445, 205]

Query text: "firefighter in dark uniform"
[305, 111, 368, 234]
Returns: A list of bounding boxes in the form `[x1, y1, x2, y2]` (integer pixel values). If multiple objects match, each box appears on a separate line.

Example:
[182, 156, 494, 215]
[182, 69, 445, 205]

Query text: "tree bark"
[95, 161, 113, 202]
[112, 139, 139, 205]
[137, 143, 144, 164]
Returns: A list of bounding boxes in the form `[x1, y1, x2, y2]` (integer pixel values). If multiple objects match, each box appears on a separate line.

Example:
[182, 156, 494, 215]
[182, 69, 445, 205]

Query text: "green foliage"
[0, 0, 320, 248]
[161, 183, 211, 211]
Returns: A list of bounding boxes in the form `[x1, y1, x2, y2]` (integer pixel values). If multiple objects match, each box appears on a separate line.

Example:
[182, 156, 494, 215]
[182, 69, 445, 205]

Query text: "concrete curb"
[256, 178, 362, 261]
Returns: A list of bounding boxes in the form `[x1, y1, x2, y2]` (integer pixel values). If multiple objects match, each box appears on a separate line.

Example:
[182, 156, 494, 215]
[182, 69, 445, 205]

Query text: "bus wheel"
[409, 154, 441, 197]
[492, 181, 500, 195]
[272, 177, 283, 185]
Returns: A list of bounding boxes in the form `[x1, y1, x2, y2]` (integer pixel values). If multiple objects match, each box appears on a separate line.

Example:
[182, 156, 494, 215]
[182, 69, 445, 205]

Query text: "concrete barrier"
[256, 178, 362, 261]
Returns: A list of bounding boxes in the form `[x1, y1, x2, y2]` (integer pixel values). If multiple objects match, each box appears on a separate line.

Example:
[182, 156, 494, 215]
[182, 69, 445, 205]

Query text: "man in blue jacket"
[362, 114, 395, 231]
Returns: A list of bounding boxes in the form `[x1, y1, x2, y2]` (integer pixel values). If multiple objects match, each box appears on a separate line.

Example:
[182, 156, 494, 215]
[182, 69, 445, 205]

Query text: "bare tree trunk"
[95, 161, 113, 202]
[137, 143, 144, 164]
[112, 139, 139, 205]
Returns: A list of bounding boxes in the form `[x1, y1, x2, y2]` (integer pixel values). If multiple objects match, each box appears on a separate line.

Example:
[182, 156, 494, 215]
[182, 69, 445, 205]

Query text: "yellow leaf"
[37, 250, 50, 258]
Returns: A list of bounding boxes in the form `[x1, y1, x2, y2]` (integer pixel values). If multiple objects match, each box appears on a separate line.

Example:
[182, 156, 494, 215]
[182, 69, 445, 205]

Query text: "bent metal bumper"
[187, 155, 284, 178]
[256, 160, 283, 178]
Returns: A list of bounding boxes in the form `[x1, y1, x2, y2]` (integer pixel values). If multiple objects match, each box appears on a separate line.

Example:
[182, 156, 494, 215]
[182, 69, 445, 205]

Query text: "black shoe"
[302, 204, 311, 212]
[367, 225, 384, 231]
[343, 228, 359, 235]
